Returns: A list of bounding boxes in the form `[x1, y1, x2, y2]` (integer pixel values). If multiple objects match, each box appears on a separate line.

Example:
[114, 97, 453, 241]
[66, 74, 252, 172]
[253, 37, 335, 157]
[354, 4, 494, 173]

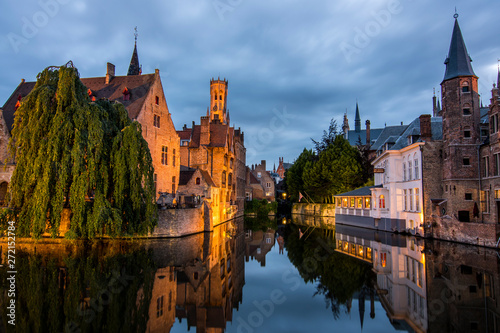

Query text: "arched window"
[214, 94, 218, 101]
[461, 81, 470, 93]
[408, 159, 412, 180]
[228, 173, 232, 187]
[414, 154, 419, 179]
[403, 159, 406, 181]
[379, 195, 385, 209]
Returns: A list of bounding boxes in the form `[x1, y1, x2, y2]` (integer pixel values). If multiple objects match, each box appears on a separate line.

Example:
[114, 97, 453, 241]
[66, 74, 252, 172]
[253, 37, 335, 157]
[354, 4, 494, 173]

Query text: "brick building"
[0, 40, 180, 200]
[177, 78, 246, 217]
[275, 157, 293, 179]
[246, 160, 275, 202]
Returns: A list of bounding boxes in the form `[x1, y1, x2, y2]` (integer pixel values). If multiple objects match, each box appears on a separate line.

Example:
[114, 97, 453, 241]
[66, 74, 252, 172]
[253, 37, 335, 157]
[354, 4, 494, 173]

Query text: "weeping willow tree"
[8, 62, 156, 238]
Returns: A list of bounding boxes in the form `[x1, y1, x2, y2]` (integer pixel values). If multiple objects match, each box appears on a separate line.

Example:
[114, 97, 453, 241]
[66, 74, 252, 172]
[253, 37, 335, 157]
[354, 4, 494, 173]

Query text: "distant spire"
[497, 59, 500, 88]
[127, 27, 141, 76]
[355, 101, 361, 132]
[443, 15, 476, 81]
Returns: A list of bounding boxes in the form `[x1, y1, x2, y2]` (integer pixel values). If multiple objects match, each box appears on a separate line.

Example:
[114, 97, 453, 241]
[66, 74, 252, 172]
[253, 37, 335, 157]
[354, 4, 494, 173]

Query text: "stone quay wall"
[291, 203, 336, 217]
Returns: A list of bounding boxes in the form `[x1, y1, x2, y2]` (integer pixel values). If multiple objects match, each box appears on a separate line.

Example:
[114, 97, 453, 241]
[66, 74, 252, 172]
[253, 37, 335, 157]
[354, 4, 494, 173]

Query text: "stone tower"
[441, 15, 481, 222]
[210, 78, 228, 124]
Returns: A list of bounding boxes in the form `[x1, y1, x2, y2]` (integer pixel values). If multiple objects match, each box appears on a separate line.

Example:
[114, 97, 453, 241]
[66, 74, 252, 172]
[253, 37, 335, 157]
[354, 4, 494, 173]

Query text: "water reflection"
[0, 218, 245, 333]
[3, 215, 500, 332]
[291, 214, 500, 333]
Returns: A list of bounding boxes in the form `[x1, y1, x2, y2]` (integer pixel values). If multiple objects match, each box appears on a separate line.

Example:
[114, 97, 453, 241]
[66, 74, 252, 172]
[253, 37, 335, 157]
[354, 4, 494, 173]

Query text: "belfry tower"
[209, 78, 228, 124]
[441, 14, 481, 222]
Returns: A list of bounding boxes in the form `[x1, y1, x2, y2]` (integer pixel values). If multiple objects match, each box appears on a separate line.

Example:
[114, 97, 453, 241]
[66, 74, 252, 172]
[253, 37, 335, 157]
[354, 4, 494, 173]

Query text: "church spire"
[127, 27, 141, 76]
[443, 14, 476, 81]
[355, 101, 361, 133]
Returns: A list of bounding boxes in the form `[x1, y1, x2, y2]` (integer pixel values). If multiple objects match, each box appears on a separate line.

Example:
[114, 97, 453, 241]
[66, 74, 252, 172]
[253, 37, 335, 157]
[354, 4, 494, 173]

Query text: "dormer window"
[122, 87, 130, 101]
[14, 100, 21, 111]
[87, 89, 96, 102]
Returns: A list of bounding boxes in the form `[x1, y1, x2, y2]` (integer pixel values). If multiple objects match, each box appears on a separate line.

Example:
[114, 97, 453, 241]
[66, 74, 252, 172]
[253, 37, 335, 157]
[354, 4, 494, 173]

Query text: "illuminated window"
[358, 246, 364, 257]
[381, 252, 387, 267]
[366, 248, 372, 260]
[364, 197, 371, 209]
[343, 241, 349, 252]
[350, 198, 355, 208]
[357, 197, 363, 208]
[415, 188, 420, 211]
[342, 198, 348, 207]
[404, 190, 407, 211]
[350, 243, 356, 255]
[379, 195, 385, 209]
[409, 189, 413, 211]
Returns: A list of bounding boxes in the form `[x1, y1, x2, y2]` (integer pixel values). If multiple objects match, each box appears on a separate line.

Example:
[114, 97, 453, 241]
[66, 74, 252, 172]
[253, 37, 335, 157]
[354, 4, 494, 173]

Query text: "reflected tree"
[284, 224, 374, 319]
[0, 247, 156, 332]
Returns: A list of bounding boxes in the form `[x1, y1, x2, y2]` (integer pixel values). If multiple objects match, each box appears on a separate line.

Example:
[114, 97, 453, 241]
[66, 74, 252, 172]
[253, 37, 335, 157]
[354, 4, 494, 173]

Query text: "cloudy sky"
[1, 0, 499, 167]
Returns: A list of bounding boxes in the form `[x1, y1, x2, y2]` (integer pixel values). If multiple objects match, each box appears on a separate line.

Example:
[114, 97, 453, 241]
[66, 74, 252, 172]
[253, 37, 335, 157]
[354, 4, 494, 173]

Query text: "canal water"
[1, 215, 499, 332]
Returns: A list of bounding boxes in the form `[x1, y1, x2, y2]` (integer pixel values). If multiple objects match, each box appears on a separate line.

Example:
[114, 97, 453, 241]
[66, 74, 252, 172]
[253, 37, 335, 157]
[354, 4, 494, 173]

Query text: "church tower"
[210, 78, 228, 124]
[441, 14, 481, 222]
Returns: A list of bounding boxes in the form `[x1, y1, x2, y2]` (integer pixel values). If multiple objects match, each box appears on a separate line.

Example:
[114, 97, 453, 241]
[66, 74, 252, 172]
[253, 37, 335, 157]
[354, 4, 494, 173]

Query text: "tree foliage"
[303, 135, 363, 202]
[285, 148, 316, 202]
[287, 118, 366, 203]
[311, 119, 339, 154]
[7, 63, 156, 238]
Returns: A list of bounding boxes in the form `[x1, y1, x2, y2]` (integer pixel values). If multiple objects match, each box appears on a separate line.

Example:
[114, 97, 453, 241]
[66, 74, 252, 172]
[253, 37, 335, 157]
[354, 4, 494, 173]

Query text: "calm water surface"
[2, 215, 499, 332]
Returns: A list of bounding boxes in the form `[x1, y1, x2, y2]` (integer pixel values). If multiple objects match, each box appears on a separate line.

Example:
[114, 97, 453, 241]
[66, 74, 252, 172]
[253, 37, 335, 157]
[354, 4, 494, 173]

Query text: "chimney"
[419, 114, 432, 141]
[365, 120, 371, 145]
[183, 124, 187, 130]
[261, 160, 266, 171]
[106, 63, 115, 84]
[200, 117, 210, 145]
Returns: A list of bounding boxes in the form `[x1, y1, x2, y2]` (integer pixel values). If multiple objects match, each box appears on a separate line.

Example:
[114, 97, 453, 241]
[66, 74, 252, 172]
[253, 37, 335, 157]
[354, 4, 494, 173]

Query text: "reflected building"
[335, 225, 428, 332]
[1, 218, 246, 333]
[425, 240, 500, 333]
[244, 229, 276, 266]
[175, 220, 245, 332]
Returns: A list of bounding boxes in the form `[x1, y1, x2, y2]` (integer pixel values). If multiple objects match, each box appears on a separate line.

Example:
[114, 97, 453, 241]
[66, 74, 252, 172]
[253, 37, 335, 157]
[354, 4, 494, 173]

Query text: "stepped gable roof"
[2, 74, 156, 133]
[335, 185, 383, 197]
[369, 125, 408, 151]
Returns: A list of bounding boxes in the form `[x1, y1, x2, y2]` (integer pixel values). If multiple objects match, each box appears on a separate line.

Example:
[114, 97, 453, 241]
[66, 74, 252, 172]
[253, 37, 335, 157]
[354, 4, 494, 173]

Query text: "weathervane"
[134, 26, 138, 44]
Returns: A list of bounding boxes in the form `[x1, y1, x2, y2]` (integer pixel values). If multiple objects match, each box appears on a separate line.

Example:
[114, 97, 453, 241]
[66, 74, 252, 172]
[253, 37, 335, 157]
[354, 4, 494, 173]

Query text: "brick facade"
[177, 78, 245, 220]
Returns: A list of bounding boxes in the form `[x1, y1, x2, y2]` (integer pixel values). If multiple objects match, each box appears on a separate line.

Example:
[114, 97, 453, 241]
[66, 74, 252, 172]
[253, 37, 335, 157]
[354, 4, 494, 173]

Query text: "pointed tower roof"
[127, 27, 141, 76]
[443, 16, 476, 81]
[355, 101, 361, 133]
